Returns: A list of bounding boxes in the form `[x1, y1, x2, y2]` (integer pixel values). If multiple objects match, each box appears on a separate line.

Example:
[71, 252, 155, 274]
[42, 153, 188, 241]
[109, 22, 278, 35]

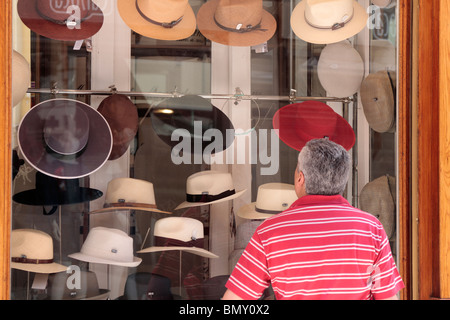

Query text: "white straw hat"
[11, 229, 68, 274]
[138, 217, 218, 259]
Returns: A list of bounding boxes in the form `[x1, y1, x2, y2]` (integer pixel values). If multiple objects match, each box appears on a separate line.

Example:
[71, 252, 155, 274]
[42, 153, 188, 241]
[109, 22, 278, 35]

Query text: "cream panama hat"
[11, 229, 68, 274]
[138, 217, 218, 259]
[89, 177, 171, 214]
[174, 170, 247, 210]
[237, 183, 298, 220]
[68, 227, 142, 267]
[12, 50, 31, 107]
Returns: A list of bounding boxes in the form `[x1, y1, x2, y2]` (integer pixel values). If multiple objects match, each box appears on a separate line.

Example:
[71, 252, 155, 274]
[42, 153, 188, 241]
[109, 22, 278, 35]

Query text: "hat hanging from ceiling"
[97, 94, 139, 160]
[11, 229, 68, 274]
[138, 217, 219, 259]
[17, 0, 104, 41]
[360, 70, 396, 133]
[175, 170, 247, 210]
[12, 50, 31, 107]
[290, 0, 368, 44]
[89, 177, 171, 214]
[68, 227, 142, 267]
[317, 40, 365, 98]
[17, 98, 112, 179]
[151, 95, 235, 155]
[272, 101, 356, 151]
[197, 0, 277, 47]
[237, 183, 298, 220]
[359, 175, 396, 239]
[117, 0, 196, 41]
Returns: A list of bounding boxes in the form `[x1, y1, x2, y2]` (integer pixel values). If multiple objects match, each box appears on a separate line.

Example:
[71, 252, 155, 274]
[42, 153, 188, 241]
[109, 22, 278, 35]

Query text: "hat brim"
[290, 1, 368, 44]
[18, 99, 112, 179]
[68, 252, 142, 267]
[137, 246, 218, 259]
[174, 188, 247, 211]
[13, 187, 103, 206]
[197, 0, 277, 46]
[17, 0, 104, 41]
[237, 203, 278, 220]
[11, 262, 68, 274]
[117, 0, 196, 40]
[89, 204, 172, 215]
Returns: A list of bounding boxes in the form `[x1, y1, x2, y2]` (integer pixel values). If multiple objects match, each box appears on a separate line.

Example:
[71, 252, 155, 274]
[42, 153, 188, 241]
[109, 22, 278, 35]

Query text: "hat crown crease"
[136, 0, 187, 23]
[304, 0, 354, 29]
[215, 1, 263, 30]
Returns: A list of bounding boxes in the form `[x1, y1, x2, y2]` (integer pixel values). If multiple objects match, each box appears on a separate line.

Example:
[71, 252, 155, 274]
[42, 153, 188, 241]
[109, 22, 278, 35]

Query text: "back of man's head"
[298, 138, 351, 195]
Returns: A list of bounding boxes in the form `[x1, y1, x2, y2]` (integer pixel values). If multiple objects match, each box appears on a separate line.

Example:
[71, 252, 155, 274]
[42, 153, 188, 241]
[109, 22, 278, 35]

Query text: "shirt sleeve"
[225, 230, 271, 300]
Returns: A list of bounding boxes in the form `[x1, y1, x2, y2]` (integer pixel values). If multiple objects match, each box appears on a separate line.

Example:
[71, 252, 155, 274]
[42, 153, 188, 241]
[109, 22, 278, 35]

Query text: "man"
[223, 138, 404, 300]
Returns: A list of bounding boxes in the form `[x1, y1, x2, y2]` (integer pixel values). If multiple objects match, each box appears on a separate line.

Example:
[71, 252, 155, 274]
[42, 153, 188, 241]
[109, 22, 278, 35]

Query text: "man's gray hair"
[297, 138, 351, 195]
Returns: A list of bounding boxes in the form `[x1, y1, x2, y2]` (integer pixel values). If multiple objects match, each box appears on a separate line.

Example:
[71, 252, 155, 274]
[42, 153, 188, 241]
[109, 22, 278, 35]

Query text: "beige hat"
[175, 170, 247, 210]
[371, 39, 396, 73]
[12, 50, 31, 107]
[68, 227, 142, 267]
[291, 0, 368, 44]
[11, 229, 68, 274]
[317, 40, 365, 98]
[359, 175, 396, 239]
[371, 0, 393, 8]
[117, 0, 196, 40]
[89, 178, 171, 214]
[360, 70, 396, 133]
[237, 183, 298, 220]
[138, 217, 218, 259]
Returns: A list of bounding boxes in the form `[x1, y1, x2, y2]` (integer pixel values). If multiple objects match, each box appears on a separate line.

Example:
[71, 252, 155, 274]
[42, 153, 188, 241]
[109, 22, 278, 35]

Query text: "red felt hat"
[272, 101, 355, 151]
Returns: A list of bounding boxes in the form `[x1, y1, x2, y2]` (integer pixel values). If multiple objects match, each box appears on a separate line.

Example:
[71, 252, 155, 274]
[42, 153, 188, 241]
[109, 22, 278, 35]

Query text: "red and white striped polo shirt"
[226, 195, 404, 300]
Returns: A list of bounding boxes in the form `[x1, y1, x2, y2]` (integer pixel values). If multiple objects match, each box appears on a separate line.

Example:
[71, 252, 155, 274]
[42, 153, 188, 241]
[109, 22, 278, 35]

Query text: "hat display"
[138, 217, 219, 259]
[360, 70, 396, 133]
[272, 101, 356, 151]
[197, 0, 277, 47]
[89, 177, 171, 214]
[359, 175, 396, 239]
[46, 270, 110, 300]
[68, 227, 142, 267]
[237, 183, 298, 220]
[11, 229, 68, 274]
[17, 0, 104, 41]
[17, 98, 112, 179]
[117, 0, 196, 41]
[97, 94, 139, 161]
[12, 50, 31, 107]
[290, 0, 368, 44]
[317, 40, 365, 98]
[175, 170, 247, 210]
[151, 95, 235, 155]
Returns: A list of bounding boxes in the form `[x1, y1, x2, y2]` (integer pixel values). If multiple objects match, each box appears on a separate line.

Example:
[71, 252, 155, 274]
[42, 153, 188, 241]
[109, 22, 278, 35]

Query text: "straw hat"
[174, 170, 247, 210]
[68, 227, 142, 267]
[138, 217, 218, 259]
[89, 177, 171, 214]
[46, 271, 110, 300]
[117, 0, 196, 40]
[17, 99, 112, 179]
[97, 94, 138, 161]
[197, 0, 277, 47]
[272, 101, 356, 151]
[290, 0, 368, 44]
[17, 0, 104, 41]
[360, 70, 396, 133]
[237, 183, 298, 220]
[317, 40, 364, 98]
[11, 229, 68, 274]
[12, 50, 31, 107]
[371, 39, 396, 73]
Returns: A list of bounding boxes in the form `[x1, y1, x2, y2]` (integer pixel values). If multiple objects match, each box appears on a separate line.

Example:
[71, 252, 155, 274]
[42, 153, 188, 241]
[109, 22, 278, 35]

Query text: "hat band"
[104, 202, 158, 209]
[136, 1, 183, 28]
[11, 257, 54, 264]
[186, 189, 235, 203]
[213, 15, 267, 33]
[304, 9, 354, 31]
[154, 236, 204, 249]
[255, 206, 282, 215]
[35, 2, 89, 27]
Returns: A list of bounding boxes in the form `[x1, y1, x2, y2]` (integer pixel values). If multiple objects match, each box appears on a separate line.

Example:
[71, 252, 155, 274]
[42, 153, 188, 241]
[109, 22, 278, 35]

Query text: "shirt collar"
[289, 194, 350, 209]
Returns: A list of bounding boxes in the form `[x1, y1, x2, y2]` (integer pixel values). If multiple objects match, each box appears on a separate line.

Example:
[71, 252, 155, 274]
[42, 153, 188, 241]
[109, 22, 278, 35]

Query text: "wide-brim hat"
[117, 0, 196, 41]
[89, 177, 171, 214]
[272, 101, 356, 151]
[317, 40, 364, 98]
[360, 70, 396, 133]
[17, 0, 104, 41]
[151, 95, 235, 155]
[237, 183, 297, 220]
[175, 170, 247, 210]
[11, 229, 68, 274]
[290, 0, 368, 44]
[68, 227, 142, 267]
[17, 98, 112, 179]
[12, 50, 31, 107]
[138, 217, 218, 259]
[197, 0, 277, 47]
